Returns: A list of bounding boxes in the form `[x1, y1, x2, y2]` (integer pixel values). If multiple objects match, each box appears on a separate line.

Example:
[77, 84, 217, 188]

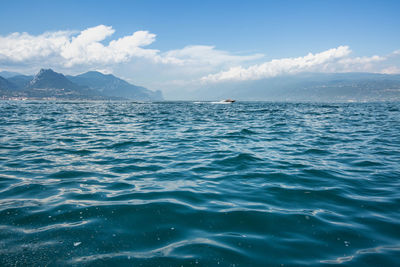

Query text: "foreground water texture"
[0, 101, 400, 266]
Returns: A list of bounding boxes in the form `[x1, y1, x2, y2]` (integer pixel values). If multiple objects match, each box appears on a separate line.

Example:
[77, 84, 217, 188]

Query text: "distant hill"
[0, 71, 22, 78]
[0, 76, 17, 89]
[0, 76, 18, 96]
[67, 71, 163, 101]
[7, 75, 33, 89]
[0, 69, 163, 101]
[193, 72, 400, 102]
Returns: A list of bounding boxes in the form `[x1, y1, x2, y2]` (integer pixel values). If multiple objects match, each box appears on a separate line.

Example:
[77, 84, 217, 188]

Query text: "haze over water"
[0, 101, 399, 266]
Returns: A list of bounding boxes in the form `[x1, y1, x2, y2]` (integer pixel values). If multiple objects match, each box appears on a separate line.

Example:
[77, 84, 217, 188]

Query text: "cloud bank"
[0, 25, 158, 67]
[0, 25, 261, 70]
[201, 46, 393, 82]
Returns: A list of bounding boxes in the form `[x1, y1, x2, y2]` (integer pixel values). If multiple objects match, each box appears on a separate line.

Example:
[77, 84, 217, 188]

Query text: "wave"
[1, 101, 399, 266]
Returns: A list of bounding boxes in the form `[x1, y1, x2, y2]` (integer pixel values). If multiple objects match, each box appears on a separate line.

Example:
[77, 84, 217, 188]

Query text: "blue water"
[0, 101, 400, 266]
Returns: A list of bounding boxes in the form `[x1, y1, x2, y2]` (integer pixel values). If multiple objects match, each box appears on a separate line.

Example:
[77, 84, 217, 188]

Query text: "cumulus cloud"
[0, 25, 263, 70]
[0, 31, 72, 62]
[61, 26, 159, 66]
[0, 25, 159, 67]
[202, 46, 352, 82]
[333, 55, 386, 73]
[201, 46, 400, 82]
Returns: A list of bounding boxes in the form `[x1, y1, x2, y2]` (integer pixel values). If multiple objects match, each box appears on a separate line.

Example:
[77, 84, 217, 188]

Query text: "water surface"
[0, 101, 399, 266]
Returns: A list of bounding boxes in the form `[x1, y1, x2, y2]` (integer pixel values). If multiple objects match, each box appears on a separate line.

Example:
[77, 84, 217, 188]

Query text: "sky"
[1, 0, 400, 99]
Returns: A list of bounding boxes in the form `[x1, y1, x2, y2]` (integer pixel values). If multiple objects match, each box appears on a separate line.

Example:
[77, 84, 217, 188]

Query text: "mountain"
[0, 76, 19, 99]
[29, 69, 79, 89]
[0, 76, 17, 89]
[7, 75, 33, 89]
[67, 71, 163, 101]
[4, 69, 399, 102]
[0, 69, 162, 100]
[0, 71, 22, 78]
[192, 72, 400, 102]
[24, 69, 108, 100]
[0, 75, 17, 91]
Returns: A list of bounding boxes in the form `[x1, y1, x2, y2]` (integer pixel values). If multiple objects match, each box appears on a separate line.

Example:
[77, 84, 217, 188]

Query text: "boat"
[210, 99, 236, 104]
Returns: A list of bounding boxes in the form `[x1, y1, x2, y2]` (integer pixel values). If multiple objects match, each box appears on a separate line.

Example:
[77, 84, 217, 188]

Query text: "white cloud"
[0, 25, 159, 67]
[201, 46, 400, 82]
[0, 31, 72, 62]
[202, 46, 352, 82]
[380, 66, 400, 74]
[333, 55, 386, 73]
[338, 55, 384, 65]
[61, 26, 159, 66]
[201, 46, 400, 83]
[160, 45, 263, 66]
[0, 25, 263, 70]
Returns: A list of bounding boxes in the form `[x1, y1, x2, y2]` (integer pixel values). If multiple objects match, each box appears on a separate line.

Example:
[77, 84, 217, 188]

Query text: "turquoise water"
[0, 101, 399, 266]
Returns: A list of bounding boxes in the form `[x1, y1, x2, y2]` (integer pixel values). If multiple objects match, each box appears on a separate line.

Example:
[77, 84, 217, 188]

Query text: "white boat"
[210, 99, 236, 104]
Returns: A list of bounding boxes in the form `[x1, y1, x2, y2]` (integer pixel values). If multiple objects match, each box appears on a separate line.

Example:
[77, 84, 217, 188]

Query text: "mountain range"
[2, 69, 400, 101]
[0, 69, 163, 101]
[192, 72, 400, 102]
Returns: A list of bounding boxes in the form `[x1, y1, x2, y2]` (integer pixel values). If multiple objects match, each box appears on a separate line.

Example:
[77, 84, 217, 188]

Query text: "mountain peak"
[29, 68, 76, 89]
[33, 68, 57, 78]
[32, 68, 58, 80]
[38, 68, 55, 74]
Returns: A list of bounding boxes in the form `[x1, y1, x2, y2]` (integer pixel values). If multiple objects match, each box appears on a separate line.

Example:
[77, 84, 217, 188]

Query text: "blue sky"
[1, 0, 400, 98]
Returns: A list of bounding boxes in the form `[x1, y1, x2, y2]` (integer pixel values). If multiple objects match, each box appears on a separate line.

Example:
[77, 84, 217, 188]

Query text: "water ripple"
[0, 101, 399, 266]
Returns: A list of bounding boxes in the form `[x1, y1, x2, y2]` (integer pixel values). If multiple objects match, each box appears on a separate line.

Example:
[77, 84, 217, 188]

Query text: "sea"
[0, 101, 399, 266]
